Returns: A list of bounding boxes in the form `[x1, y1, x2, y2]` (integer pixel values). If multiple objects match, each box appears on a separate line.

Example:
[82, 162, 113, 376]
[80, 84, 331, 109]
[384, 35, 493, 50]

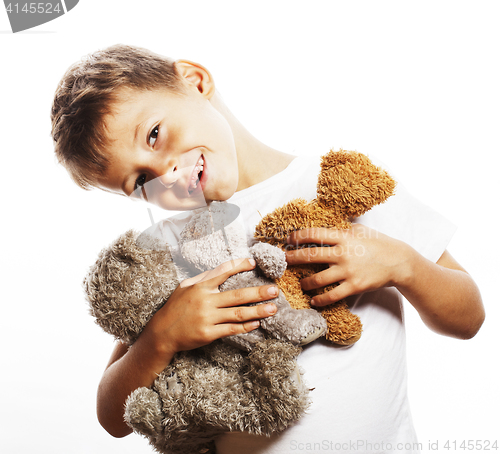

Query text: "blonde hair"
[51, 44, 182, 189]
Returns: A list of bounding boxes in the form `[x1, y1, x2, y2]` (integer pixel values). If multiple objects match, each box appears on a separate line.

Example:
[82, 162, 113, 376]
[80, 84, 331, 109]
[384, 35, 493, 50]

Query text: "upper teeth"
[196, 156, 204, 172]
[190, 156, 204, 189]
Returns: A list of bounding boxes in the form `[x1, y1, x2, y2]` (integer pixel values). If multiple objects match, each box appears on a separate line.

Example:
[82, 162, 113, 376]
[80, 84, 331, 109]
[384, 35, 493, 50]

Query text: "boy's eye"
[132, 174, 148, 201]
[134, 174, 147, 192]
[148, 125, 159, 147]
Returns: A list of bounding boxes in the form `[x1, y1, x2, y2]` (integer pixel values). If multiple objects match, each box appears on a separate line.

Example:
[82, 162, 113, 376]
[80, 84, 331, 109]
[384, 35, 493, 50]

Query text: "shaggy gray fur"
[84, 201, 326, 454]
[125, 340, 305, 454]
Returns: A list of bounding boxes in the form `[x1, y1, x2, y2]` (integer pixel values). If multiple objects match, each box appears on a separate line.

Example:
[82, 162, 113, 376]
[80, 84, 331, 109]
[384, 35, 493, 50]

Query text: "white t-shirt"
[151, 153, 456, 454]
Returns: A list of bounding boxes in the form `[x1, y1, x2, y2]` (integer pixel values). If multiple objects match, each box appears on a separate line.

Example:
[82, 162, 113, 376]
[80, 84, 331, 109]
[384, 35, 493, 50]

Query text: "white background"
[1, 1, 498, 453]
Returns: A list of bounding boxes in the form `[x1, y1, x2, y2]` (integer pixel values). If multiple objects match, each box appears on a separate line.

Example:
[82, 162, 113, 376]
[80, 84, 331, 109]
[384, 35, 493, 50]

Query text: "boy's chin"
[152, 186, 235, 212]
[155, 195, 209, 212]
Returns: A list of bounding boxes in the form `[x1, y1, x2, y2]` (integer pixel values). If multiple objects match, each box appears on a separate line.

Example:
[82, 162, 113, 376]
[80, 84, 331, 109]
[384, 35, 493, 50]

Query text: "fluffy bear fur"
[84, 202, 327, 454]
[255, 149, 396, 345]
[124, 339, 305, 454]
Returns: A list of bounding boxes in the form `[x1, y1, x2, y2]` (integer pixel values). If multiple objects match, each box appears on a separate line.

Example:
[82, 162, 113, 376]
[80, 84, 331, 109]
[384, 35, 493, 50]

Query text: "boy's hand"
[286, 224, 410, 306]
[140, 257, 278, 357]
[286, 224, 484, 340]
[97, 257, 278, 439]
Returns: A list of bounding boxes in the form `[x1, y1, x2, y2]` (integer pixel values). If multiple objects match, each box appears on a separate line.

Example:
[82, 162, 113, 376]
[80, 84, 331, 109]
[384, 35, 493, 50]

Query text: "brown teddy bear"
[254, 150, 396, 345]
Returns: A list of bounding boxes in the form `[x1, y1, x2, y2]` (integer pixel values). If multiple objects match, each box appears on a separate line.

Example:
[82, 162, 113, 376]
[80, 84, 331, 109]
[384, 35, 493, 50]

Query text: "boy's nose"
[157, 166, 179, 188]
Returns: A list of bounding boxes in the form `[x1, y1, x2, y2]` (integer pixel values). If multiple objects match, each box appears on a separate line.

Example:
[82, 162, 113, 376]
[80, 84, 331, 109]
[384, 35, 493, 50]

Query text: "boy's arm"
[286, 225, 484, 340]
[96, 258, 279, 438]
[97, 338, 169, 438]
[393, 248, 484, 339]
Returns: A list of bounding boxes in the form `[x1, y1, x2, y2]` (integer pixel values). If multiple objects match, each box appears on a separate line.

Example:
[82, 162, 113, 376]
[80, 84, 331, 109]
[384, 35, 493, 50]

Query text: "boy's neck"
[235, 134, 295, 192]
[212, 92, 295, 192]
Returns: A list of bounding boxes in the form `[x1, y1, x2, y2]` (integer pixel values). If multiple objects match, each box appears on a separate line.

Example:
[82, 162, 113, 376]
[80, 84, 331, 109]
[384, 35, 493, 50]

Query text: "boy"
[51, 44, 484, 453]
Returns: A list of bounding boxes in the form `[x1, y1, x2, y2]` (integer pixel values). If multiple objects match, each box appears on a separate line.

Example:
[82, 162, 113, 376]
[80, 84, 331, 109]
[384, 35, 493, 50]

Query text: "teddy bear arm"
[85, 229, 190, 345]
[250, 242, 287, 279]
[260, 291, 327, 346]
[222, 327, 267, 352]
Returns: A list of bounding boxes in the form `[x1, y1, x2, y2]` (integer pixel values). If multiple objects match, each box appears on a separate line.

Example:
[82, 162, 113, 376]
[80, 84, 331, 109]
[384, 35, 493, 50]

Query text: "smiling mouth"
[188, 155, 205, 193]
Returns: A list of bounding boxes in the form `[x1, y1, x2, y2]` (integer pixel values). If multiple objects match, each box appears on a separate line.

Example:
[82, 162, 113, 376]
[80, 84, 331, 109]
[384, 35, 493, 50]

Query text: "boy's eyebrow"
[133, 121, 146, 146]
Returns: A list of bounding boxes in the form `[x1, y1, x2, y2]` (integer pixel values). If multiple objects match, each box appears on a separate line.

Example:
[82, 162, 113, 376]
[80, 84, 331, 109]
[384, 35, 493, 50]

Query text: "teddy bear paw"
[124, 387, 164, 438]
[299, 326, 327, 346]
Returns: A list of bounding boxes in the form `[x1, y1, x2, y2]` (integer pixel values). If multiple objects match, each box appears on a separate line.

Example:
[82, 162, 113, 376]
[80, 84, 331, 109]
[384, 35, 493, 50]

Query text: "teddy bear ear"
[317, 150, 396, 217]
[84, 229, 181, 345]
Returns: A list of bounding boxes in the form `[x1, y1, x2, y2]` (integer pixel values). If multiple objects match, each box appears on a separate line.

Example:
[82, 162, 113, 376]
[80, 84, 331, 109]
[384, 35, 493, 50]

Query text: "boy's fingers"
[180, 258, 255, 287]
[212, 300, 279, 339]
[310, 282, 355, 307]
[217, 301, 277, 324]
[179, 269, 211, 287]
[212, 320, 262, 340]
[218, 284, 279, 309]
[207, 289, 280, 341]
[299, 266, 344, 291]
[204, 258, 258, 286]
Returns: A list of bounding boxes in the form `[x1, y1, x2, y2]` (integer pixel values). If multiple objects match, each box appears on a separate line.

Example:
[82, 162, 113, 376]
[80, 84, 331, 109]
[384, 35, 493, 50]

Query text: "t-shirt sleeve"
[354, 181, 457, 263]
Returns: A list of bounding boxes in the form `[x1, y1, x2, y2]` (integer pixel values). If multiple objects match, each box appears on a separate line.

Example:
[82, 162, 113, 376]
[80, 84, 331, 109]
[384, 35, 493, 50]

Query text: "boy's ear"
[175, 60, 215, 99]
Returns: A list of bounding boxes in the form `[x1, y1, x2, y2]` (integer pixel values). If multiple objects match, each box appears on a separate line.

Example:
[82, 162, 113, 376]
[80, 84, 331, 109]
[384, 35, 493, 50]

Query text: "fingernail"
[310, 298, 317, 306]
[250, 320, 260, 329]
[248, 258, 256, 266]
[268, 286, 278, 296]
[266, 304, 277, 314]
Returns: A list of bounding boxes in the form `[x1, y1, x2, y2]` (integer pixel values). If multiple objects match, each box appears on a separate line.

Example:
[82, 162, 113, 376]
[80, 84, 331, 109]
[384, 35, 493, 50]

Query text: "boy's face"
[98, 85, 239, 211]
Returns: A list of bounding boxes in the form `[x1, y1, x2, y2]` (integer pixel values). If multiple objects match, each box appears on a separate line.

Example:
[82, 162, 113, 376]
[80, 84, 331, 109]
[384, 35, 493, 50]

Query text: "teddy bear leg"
[127, 371, 218, 454]
[321, 301, 363, 345]
[260, 291, 327, 346]
[124, 386, 164, 441]
[248, 340, 310, 433]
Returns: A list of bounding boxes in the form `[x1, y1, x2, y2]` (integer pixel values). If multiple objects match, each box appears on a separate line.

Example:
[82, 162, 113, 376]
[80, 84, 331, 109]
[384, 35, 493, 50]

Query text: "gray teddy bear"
[84, 201, 327, 454]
